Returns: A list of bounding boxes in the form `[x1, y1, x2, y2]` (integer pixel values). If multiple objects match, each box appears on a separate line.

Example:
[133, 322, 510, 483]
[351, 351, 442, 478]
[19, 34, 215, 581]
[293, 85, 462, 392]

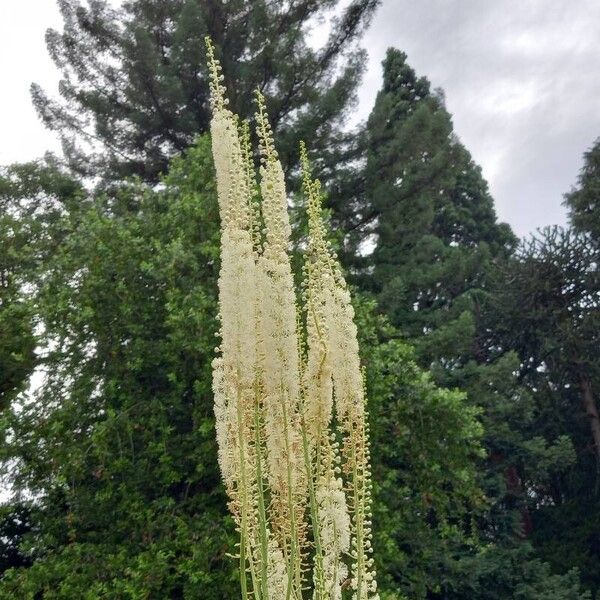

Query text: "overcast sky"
[1, 1, 599, 237]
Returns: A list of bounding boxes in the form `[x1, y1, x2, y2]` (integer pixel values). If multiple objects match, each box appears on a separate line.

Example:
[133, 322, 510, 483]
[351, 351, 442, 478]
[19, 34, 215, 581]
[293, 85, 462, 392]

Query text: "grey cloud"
[356, 0, 600, 237]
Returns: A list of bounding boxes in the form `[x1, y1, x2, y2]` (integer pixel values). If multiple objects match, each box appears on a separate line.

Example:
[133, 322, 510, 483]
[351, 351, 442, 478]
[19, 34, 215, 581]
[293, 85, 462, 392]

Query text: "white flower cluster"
[206, 38, 379, 600]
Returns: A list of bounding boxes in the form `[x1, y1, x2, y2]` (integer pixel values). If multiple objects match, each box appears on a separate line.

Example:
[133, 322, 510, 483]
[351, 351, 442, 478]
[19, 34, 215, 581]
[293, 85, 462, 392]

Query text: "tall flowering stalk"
[206, 38, 379, 600]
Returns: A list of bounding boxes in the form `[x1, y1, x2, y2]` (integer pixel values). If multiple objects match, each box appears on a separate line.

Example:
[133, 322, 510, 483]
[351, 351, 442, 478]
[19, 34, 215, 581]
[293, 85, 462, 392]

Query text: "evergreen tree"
[565, 137, 600, 247]
[492, 226, 600, 595]
[33, 0, 379, 181]
[357, 48, 515, 328]
[0, 168, 38, 411]
[341, 48, 590, 598]
[490, 140, 600, 596]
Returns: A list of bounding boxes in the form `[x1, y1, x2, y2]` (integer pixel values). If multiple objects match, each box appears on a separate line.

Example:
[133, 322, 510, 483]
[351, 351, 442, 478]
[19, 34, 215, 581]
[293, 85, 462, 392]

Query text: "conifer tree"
[355, 48, 515, 328]
[492, 225, 599, 595]
[339, 48, 590, 598]
[33, 0, 379, 181]
[482, 139, 600, 598]
[565, 137, 600, 248]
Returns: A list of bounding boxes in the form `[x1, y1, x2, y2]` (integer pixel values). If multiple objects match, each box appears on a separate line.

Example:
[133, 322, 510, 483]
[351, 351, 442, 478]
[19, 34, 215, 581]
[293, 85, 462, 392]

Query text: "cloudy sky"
[1, 1, 599, 237]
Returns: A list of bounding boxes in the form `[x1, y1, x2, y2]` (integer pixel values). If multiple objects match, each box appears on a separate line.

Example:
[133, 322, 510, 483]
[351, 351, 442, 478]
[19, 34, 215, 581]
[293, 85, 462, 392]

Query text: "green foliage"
[565, 137, 600, 247]
[34, 0, 379, 181]
[0, 170, 37, 411]
[441, 542, 591, 600]
[0, 138, 237, 598]
[0, 504, 33, 574]
[1, 7, 598, 597]
[353, 297, 483, 598]
[0, 139, 486, 599]
[1, 159, 86, 414]
[492, 226, 600, 594]
[359, 49, 515, 326]
[337, 47, 593, 598]
[0, 301, 35, 411]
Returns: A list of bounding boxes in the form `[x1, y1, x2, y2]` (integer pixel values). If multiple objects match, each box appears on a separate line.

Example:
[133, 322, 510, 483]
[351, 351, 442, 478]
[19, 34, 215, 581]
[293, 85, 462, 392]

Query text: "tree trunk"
[581, 377, 600, 464]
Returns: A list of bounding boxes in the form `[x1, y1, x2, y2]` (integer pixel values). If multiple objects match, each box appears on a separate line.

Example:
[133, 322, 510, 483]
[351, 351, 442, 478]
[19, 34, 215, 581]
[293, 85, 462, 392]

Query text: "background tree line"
[0, 1, 598, 598]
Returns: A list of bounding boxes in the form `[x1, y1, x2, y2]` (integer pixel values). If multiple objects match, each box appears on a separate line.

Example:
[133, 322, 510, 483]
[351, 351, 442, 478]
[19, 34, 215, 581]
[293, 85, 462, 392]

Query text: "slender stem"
[301, 420, 326, 599]
[254, 399, 270, 600]
[239, 516, 249, 600]
[235, 390, 250, 600]
[352, 424, 367, 599]
[247, 380, 263, 600]
[281, 388, 302, 600]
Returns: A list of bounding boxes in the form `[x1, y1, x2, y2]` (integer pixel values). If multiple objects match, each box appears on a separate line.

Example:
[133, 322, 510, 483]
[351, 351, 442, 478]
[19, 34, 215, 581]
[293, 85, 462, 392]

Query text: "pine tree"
[339, 48, 590, 598]
[33, 0, 379, 181]
[564, 137, 600, 247]
[492, 226, 600, 596]
[356, 48, 515, 328]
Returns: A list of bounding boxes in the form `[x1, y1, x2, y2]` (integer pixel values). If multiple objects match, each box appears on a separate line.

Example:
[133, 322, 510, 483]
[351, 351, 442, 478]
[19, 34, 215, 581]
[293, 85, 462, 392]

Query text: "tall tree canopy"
[335, 48, 593, 599]
[1, 5, 597, 597]
[491, 226, 599, 594]
[33, 0, 379, 181]
[488, 141, 600, 595]
[0, 139, 486, 599]
[565, 137, 600, 247]
[355, 48, 515, 326]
